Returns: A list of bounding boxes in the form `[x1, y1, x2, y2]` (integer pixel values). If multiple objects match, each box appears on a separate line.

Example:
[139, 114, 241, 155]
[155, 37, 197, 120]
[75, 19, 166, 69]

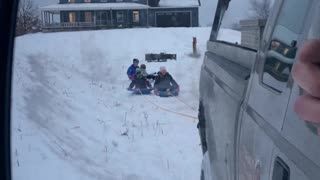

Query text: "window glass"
[133, 11, 139, 23]
[85, 12, 93, 22]
[97, 11, 110, 26]
[117, 11, 124, 22]
[272, 158, 290, 180]
[69, 12, 76, 23]
[262, 0, 311, 93]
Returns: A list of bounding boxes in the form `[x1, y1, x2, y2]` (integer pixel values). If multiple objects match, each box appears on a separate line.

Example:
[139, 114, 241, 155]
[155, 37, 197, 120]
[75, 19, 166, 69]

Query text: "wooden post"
[44, 12, 47, 25]
[94, 11, 96, 26]
[41, 11, 44, 27]
[127, 9, 129, 28]
[110, 9, 113, 27]
[193, 37, 197, 55]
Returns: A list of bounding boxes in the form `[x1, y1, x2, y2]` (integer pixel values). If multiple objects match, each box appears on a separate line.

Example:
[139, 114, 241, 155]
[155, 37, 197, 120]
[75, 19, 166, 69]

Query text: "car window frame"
[0, 0, 19, 179]
[259, 0, 312, 94]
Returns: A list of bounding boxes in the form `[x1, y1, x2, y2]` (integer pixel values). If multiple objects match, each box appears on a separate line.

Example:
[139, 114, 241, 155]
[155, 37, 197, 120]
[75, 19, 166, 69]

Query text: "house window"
[68, 0, 75, 3]
[117, 12, 124, 23]
[84, 0, 91, 2]
[69, 12, 76, 23]
[97, 11, 109, 25]
[133, 11, 139, 23]
[85, 12, 93, 22]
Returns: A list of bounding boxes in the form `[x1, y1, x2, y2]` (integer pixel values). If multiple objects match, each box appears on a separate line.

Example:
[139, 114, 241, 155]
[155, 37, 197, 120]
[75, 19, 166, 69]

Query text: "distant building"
[41, 0, 199, 32]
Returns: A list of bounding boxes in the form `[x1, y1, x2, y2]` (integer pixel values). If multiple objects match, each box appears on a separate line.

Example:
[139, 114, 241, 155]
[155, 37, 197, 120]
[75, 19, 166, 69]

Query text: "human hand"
[292, 40, 320, 123]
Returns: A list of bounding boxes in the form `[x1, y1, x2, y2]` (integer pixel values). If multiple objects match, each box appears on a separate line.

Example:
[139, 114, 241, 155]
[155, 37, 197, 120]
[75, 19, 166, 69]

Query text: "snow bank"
[217, 29, 241, 44]
[159, 0, 199, 7]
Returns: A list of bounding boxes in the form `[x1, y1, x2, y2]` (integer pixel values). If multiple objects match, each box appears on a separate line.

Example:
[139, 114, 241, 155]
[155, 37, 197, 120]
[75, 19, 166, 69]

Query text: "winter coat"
[129, 74, 152, 89]
[127, 64, 139, 80]
[141, 69, 148, 77]
[141, 69, 156, 80]
[154, 72, 179, 90]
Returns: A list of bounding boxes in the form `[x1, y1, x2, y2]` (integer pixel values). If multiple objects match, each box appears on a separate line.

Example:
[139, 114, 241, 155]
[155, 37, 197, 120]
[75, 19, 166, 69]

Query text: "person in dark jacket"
[128, 68, 153, 94]
[154, 66, 179, 97]
[127, 58, 139, 80]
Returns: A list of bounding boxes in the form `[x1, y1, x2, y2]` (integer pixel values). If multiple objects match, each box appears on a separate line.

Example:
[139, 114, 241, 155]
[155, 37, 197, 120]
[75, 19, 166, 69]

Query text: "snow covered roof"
[159, 0, 199, 7]
[41, 3, 149, 12]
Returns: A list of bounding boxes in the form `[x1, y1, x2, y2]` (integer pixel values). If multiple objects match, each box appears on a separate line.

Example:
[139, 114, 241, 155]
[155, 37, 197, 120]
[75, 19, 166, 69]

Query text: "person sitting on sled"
[127, 58, 139, 80]
[127, 68, 153, 94]
[154, 66, 179, 97]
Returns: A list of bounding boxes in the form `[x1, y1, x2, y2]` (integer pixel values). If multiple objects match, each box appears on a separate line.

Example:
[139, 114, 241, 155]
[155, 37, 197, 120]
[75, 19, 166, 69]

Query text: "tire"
[201, 170, 205, 180]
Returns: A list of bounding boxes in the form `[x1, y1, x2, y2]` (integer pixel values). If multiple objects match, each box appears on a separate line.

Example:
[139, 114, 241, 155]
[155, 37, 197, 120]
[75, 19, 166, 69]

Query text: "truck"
[198, 0, 320, 180]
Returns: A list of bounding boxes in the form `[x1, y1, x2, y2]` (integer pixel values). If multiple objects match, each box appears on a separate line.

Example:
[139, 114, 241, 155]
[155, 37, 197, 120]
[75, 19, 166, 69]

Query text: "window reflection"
[261, 0, 310, 93]
[262, 40, 296, 92]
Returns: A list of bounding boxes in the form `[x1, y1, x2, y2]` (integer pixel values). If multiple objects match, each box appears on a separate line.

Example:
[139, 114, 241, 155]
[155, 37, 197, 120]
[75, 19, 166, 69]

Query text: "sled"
[128, 88, 153, 95]
[157, 90, 179, 97]
[145, 53, 177, 62]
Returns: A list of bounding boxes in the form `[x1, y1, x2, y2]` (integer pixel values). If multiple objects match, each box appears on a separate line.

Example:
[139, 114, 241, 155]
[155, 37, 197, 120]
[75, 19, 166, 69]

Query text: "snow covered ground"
[11, 27, 240, 180]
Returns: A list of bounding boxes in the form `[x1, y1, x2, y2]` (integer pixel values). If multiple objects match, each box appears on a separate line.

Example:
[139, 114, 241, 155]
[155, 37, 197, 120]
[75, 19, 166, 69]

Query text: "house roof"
[159, 0, 199, 7]
[41, 3, 149, 12]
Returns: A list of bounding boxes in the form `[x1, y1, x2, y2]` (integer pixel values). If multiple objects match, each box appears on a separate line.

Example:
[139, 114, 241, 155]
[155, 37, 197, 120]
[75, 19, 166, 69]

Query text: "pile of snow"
[217, 29, 241, 44]
[11, 27, 240, 180]
[159, 0, 199, 7]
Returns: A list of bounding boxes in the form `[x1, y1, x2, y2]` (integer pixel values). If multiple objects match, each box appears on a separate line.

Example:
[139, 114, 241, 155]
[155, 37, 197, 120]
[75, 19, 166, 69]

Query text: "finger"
[294, 94, 320, 123]
[292, 63, 320, 98]
[299, 40, 320, 64]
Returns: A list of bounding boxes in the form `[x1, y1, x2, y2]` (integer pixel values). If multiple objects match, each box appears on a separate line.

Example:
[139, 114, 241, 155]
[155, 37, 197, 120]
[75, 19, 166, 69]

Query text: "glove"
[127, 87, 133, 91]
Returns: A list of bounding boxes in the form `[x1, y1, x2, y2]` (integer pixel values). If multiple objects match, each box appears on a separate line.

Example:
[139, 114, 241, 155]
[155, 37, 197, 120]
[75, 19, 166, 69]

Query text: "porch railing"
[43, 21, 113, 29]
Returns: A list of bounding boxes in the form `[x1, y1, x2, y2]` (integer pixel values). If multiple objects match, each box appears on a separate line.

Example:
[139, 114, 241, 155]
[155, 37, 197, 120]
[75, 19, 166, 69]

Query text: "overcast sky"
[32, 0, 251, 27]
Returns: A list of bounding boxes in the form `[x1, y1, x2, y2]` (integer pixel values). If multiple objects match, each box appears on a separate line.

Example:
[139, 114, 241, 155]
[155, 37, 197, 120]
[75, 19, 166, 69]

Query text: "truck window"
[212, 0, 273, 47]
[272, 158, 290, 180]
[262, 0, 311, 93]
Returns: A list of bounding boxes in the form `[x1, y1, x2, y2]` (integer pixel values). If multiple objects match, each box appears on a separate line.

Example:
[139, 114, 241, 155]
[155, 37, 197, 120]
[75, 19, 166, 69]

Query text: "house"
[41, 0, 200, 32]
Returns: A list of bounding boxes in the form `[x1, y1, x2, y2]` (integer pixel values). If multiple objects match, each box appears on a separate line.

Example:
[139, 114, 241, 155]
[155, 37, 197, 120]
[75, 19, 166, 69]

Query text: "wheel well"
[198, 101, 207, 154]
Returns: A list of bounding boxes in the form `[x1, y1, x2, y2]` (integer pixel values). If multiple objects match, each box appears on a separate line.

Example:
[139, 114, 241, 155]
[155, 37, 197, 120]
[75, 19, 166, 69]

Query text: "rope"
[174, 96, 197, 111]
[138, 89, 198, 120]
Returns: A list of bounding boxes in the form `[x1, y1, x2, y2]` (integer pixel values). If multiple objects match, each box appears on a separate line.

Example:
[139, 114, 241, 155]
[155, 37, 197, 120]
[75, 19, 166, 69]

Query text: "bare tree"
[249, 0, 272, 19]
[16, 0, 40, 36]
[230, 22, 241, 31]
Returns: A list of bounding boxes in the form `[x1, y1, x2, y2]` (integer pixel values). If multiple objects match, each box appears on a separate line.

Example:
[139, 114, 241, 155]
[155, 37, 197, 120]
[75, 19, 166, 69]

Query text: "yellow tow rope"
[138, 89, 198, 120]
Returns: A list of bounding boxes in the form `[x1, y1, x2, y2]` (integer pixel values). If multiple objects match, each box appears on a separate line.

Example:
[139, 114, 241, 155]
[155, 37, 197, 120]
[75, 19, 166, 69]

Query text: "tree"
[230, 22, 241, 31]
[249, 0, 272, 19]
[16, 0, 40, 36]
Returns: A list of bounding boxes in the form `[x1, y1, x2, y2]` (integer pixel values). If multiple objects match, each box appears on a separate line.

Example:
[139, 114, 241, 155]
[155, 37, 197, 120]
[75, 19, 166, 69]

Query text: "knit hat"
[133, 58, 139, 64]
[140, 64, 146, 69]
[160, 66, 167, 72]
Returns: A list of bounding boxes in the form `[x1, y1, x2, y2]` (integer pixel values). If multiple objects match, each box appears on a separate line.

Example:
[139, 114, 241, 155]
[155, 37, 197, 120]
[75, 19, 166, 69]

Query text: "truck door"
[280, 1, 320, 179]
[238, 0, 312, 180]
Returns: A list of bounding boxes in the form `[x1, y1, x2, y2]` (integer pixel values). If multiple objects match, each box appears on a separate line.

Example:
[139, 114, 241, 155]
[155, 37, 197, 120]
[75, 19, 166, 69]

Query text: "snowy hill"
[11, 27, 240, 180]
